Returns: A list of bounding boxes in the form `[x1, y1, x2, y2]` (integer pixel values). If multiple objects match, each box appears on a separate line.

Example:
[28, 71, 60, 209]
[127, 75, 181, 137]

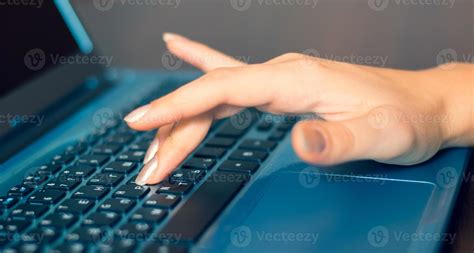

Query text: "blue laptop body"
[0, 1, 470, 252]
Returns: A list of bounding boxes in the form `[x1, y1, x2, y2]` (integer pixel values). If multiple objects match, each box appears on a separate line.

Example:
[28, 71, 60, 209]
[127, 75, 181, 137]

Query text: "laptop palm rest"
[226, 171, 434, 253]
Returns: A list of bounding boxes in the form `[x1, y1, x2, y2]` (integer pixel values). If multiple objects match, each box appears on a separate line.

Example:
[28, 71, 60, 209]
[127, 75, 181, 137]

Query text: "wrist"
[424, 63, 474, 148]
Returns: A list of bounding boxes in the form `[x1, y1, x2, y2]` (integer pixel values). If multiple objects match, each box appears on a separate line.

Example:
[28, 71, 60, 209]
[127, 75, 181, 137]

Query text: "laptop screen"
[0, 2, 79, 98]
[0, 1, 102, 162]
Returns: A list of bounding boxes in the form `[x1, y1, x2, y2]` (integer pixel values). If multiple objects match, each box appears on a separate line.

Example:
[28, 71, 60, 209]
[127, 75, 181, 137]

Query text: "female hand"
[125, 33, 473, 185]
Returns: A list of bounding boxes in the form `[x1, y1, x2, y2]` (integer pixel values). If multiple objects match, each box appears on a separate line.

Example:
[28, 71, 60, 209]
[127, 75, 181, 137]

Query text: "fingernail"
[163, 32, 184, 43]
[135, 156, 159, 185]
[302, 127, 326, 153]
[143, 139, 159, 164]
[124, 104, 151, 123]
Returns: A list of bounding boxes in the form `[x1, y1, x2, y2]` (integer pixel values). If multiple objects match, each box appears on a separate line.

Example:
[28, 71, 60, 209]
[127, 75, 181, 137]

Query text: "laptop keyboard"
[0, 93, 296, 252]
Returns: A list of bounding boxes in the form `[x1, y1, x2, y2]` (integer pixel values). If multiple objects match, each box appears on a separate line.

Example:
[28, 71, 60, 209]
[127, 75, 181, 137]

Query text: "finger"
[142, 124, 174, 164]
[125, 63, 290, 130]
[135, 113, 213, 185]
[291, 108, 415, 165]
[163, 33, 245, 72]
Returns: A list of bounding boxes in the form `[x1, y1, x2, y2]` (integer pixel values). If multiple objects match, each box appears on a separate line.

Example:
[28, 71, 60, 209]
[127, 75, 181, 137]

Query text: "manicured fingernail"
[143, 139, 159, 164]
[302, 127, 326, 153]
[135, 156, 159, 185]
[163, 32, 184, 42]
[124, 104, 151, 123]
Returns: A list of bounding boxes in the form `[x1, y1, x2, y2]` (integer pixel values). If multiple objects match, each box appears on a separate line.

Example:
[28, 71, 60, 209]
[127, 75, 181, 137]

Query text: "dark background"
[71, 0, 473, 252]
[72, 0, 473, 70]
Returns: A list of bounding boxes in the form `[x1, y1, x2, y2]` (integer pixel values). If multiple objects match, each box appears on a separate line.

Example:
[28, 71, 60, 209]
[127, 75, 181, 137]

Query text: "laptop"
[0, 1, 471, 253]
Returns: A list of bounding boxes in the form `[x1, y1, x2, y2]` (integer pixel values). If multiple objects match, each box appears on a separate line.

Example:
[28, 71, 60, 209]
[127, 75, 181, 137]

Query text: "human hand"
[125, 33, 473, 185]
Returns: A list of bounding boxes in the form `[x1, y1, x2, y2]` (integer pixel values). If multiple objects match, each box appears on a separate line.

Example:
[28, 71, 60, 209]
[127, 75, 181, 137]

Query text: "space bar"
[156, 171, 248, 244]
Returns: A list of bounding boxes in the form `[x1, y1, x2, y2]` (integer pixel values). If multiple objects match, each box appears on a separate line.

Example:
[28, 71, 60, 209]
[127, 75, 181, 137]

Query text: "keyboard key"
[66, 227, 106, 243]
[156, 171, 246, 243]
[44, 176, 81, 191]
[8, 185, 33, 197]
[72, 185, 109, 200]
[23, 174, 49, 187]
[52, 154, 75, 165]
[157, 181, 192, 195]
[105, 133, 134, 145]
[182, 158, 215, 170]
[98, 239, 136, 253]
[268, 130, 286, 141]
[57, 199, 94, 214]
[62, 165, 95, 178]
[277, 121, 295, 131]
[83, 212, 120, 227]
[103, 161, 137, 174]
[116, 151, 146, 162]
[92, 144, 122, 155]
[52, 242, 88, 253]
[205, 137, 236, 148]
[28, 189, 66, 204]
[64, 142, 88, 155]
[0, 219, 30, 233]
[35, 164, 62, 175]
[171, 169, 206, 183]
[142, 243, 188, 253]
[113, 185, 150, 199]
[88, 173, 124, 187]
[22, 227, 59, 245]
[215, 122, 247, 137]
[116, 222, 152, 239]
[0, 196, 18, 209]
[194, 147, 226, 158]
[239, 139, 276, 151]
[39, 212, 77, 229]
[77, 155, 109, 167]
[10, 242, 42, 253]
[144, 194, 180, 209]
[219, 160, 260, 174]
[98, 198, 136, 213]
[11, 204, 48, 219]
[229, 149, 268, 162]
[256, 120, 273, 131]
[130, 208, 167, 223]
[129, 141, 149, 151]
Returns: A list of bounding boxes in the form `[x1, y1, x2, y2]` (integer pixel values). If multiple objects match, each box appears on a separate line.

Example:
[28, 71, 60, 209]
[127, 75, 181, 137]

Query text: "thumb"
[291, 110, 414, 165]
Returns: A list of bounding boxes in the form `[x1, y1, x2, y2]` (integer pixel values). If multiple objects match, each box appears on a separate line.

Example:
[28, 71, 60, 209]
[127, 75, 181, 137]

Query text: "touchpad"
[227, 171, 434, 253]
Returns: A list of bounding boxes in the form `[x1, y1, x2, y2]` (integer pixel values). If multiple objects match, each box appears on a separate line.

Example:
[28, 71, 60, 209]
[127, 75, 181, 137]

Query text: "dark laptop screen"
[0, 2, 78, 97]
